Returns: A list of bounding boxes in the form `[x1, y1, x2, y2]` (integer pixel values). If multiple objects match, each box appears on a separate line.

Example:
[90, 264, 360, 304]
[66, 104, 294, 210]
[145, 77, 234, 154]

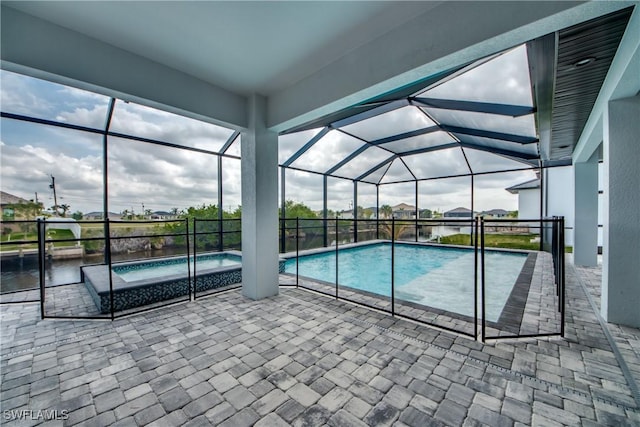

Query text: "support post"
[602, 96, 640, 327]
[103, 98, 115, 265]
[574, 152, 598, 266]
[241, 94, 279, 300]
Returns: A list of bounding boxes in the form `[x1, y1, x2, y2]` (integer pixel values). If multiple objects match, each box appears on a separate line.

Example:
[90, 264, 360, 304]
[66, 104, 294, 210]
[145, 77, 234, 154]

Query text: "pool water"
[113, 253, 241, 282]
[284, 243, 527, 322]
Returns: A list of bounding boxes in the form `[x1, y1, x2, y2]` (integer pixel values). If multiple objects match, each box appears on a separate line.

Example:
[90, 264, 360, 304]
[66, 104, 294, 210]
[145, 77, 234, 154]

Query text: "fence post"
[335, 216, 339, 299]
[391, 217, 395, 316]
[38, 219, 45, 319]
[474, 216, 478, 340]
[106, 218, 115, 320]
[219, 217, 224, 252]
[187, 219, 192, 301]
[480, 217, 486, 343]
[296, 217, 299, 288]
[560, 217, 565, 337]
[324, 217, 328, 248]
[354, 217, 358, 244]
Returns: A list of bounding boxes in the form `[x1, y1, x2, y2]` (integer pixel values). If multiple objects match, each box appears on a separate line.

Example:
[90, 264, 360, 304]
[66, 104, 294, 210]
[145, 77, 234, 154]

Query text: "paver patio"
[1, 256, 639, 426]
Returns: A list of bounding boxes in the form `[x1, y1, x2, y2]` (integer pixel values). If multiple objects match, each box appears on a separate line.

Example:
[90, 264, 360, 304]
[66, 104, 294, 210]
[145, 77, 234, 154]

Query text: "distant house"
[444, 207, 474, 218]
[392, 203, 416, 219]
[1, 191, 32, 220]
[481, 209, 509, 218]
[150, 211, 178, 220]
[337, 210, 354, 219]
[83, 211, 122, 220]
[506, 178, 541, 220]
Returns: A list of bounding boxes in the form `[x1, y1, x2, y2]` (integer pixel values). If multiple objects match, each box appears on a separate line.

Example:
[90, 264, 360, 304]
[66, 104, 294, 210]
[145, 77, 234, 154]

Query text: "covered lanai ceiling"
[279, 7, 634, 185]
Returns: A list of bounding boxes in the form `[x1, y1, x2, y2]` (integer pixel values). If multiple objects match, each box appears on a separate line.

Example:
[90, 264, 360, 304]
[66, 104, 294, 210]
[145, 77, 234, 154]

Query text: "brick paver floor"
[1, 255, 639, 426]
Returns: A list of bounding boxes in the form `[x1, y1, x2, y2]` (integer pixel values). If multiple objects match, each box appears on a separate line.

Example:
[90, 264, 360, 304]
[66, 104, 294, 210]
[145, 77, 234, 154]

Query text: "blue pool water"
[284, 243, 527, 321]
[114, 253, 241, 282]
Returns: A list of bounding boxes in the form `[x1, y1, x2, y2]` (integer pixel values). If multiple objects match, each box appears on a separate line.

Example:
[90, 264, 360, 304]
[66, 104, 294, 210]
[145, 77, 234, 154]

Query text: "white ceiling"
[5, 1, 439, 96]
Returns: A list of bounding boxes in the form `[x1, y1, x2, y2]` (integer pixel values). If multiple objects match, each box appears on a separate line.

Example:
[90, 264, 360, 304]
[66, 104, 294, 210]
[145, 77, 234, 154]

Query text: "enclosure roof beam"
[411, 97, 536, 117]
[440, 124, 538, 144]
[219, 130, 241, 155]
[325, 144, 371, 175]
[369, 125, 441, 146]
[395, 142, 460, 157]
[355, 155, 397, 182]
[330, 99, 409, 130]
[457, 141, 538, 160]
[282, 126, 331, 167]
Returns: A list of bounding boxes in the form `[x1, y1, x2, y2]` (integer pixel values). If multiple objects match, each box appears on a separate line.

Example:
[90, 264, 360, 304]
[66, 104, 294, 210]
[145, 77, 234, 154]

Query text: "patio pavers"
[1, 256, 639, 426]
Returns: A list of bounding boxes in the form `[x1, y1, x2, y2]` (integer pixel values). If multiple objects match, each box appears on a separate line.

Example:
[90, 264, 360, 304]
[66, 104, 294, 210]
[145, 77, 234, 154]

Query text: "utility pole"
[34, 192, 38, 204]
[49, 175, 58, 215]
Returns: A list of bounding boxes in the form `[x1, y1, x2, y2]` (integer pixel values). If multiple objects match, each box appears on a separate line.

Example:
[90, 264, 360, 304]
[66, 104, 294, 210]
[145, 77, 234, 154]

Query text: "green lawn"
[1, 228, 78, 250]
[439, 233, 573, 252]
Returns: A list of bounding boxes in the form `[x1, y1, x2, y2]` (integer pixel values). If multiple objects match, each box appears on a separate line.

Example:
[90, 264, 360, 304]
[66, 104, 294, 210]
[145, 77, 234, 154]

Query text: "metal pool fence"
[1, 216, 565, 342]
[284, 216, 565, 342]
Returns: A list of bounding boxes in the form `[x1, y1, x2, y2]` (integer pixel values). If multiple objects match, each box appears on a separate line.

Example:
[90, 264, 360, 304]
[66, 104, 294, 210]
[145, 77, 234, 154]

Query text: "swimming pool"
[284, 242, 528, 322]
[83, 251, 250, 313]
[113, 253, 241, 282]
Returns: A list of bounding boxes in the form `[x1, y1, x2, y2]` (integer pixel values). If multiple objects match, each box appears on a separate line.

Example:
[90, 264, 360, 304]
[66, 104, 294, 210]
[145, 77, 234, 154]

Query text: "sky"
[0, 45, 537, 216]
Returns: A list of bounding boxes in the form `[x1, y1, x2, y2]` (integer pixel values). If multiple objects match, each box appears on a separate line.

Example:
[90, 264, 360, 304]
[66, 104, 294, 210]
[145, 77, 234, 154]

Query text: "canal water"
[1, 230, 391, 294]
[1, 247, 188, 293]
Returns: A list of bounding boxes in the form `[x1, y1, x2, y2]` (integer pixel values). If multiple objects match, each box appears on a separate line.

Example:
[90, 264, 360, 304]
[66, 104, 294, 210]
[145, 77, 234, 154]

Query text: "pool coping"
[280, 239, 533, 259]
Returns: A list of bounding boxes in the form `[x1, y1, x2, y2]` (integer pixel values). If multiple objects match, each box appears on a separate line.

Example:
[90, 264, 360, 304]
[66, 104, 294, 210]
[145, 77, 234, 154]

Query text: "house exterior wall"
[517, 188, 539, 221]
[546, 166, 575, 247]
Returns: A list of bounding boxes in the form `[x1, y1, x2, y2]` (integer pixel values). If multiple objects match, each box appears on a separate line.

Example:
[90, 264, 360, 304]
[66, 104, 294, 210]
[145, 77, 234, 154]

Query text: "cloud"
[423, 45, 533, 106]
[0, 71, 55, 117]
[1, 69, 111, 124]
[342, 105, 436, 142]
[110, 101, 233, 152]
[56, 105, 109, 129]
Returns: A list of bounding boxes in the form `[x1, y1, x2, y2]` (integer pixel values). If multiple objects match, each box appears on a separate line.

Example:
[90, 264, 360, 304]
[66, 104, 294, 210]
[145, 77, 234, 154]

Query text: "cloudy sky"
[1, 45, 537, 216]
[1, 70, 242, 215]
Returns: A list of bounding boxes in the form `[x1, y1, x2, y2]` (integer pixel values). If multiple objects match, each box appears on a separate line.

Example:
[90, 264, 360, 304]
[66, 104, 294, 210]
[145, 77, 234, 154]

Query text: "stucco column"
[601, 95, 640, 327]
[241, 94, 279, 300]
[574, 151, 599, 266]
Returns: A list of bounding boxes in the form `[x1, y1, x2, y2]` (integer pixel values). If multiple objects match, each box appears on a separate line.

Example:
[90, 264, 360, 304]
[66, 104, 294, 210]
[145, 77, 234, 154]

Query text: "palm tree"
[380, 204, 393, 219]
[59, 204, 70, 217]
[378, 220, 413, 240]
